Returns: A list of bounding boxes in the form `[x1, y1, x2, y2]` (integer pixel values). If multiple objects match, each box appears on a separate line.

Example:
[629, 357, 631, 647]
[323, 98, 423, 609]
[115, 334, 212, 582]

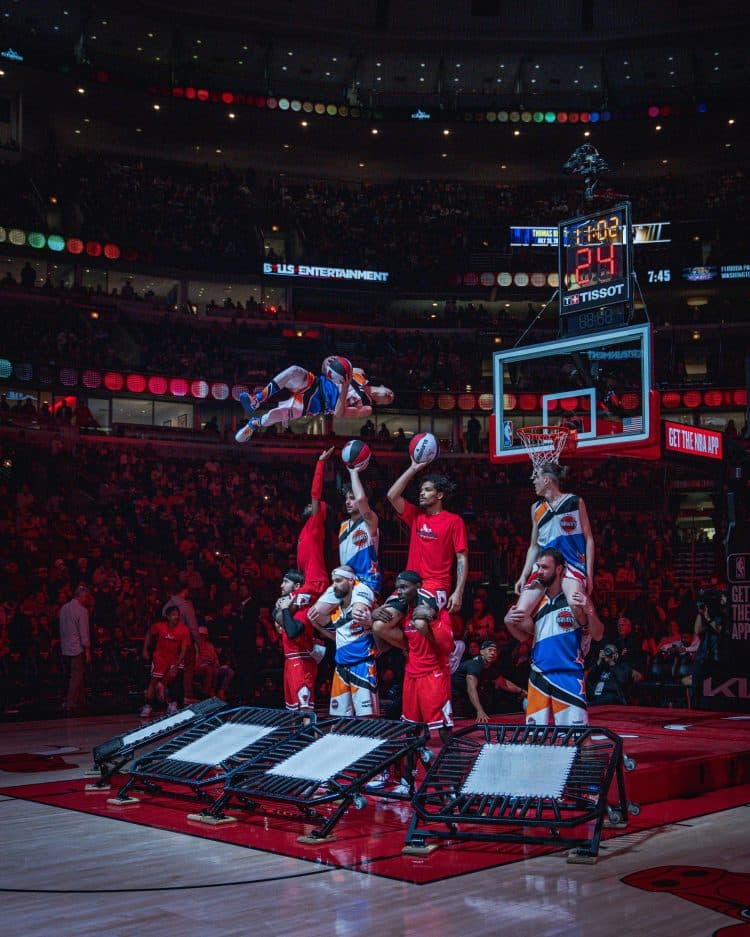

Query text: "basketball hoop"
[517, 425, 577, 473]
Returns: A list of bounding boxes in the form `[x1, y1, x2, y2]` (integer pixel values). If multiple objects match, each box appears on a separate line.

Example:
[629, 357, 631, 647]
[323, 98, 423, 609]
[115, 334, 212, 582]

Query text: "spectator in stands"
[613, 615, 647, 679]
[451, 639, 498, 722]
[194, 625, 221, 697]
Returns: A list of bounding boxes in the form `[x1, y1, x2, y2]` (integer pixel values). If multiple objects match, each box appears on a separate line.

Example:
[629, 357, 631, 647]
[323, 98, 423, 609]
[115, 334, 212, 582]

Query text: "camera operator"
[585, 643, 641, 707]
[685, 588, 728, 707]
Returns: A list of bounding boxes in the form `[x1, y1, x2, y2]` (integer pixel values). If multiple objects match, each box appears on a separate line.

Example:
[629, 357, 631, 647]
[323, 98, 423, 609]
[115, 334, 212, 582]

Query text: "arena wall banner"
[702, 554, 750, 711]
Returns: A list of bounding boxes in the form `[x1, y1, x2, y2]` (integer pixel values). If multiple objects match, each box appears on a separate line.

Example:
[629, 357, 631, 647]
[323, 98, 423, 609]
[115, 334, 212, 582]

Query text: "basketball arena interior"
[1, 2, 750, 935]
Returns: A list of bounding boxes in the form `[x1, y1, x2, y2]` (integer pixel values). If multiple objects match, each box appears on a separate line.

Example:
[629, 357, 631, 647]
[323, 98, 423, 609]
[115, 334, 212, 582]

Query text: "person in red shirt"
[141, 605, 191, 718]
[296, 448, 334, 603]
[273, 568, 319, 718]
[387, 458, 468, 611]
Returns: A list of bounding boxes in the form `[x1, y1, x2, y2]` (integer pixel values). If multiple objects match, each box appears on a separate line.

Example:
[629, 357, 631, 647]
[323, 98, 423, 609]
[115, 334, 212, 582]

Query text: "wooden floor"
[1, 714, 749, 937]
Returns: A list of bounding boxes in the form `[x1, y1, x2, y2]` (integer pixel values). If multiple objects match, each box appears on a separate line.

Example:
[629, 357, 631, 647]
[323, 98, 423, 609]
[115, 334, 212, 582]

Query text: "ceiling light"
[513, 129, 520, 136]
[153, 104, 160, 110]
[728, 118, 735, 125]
[77, 87, 85, 94]
[371, 128, 379, 135]
[443, 128, 450, 136]
[583, 130, 590, 137]
[228, 112, 236, 119]
[655, 124, 662, 131]
[300, 120, 308, 127]
[359, 162, 365, 167]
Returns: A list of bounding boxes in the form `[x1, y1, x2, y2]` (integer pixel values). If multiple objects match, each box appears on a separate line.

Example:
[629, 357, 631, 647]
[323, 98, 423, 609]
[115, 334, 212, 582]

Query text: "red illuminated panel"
[82, 370, 102, 389]
[437, 394, 456, 410]
[502, 393, 517, 411]
[148, 376, 168, 395]
[560, 396, 579, 411]
[478, 393, 494, 411]
[418, 393, 435, 409]
[104, 371, 124, 391]
[682, 391, 702, 408]
[126, 374, 147, 393]
[662, 391, 681, 409]
[664, 421, 723, 460]
[86, 241, 102, 257]
[620, 392, 641, 411]
[170, 378, 188, 397]
[733, 389, 747, 406]
[190, 380, 209, 398]
[103, 243, 120, 260]
[519, 393, 537, 411]
[704, 390, 723, 407]
[457, 394, 476, 411]
[67, 238, 84, 254]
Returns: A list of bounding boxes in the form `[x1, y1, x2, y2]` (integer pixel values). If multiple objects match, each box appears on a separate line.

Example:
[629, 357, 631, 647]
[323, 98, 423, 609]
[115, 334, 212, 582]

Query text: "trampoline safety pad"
[168, 723, 276, 765]
[462, 743, 577, 799]
[266, 733, 385, 782]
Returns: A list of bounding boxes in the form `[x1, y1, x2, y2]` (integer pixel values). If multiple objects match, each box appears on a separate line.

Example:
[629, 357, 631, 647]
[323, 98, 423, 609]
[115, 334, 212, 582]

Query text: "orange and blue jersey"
[534, 494, 586, 578]
[530, 591, 586, 704]
[338, 516, 381, 594]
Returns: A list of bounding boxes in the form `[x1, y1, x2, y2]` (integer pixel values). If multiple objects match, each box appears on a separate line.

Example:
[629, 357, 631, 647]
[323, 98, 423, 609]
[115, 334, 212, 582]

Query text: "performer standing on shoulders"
[387, 458, 468, 614]
[505, 547, 603, 727]
[512, 462, 595, 622]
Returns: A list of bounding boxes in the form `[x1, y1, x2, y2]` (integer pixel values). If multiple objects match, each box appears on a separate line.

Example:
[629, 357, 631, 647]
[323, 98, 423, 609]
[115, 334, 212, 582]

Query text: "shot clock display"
[559, 203, 632, 315]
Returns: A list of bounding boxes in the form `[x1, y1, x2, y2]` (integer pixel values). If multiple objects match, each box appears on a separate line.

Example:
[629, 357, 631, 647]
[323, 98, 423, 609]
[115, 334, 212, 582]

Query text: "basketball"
[322, 355, 353, 385]
[409, 432, 440, 464]
[341, 439, 371, 471]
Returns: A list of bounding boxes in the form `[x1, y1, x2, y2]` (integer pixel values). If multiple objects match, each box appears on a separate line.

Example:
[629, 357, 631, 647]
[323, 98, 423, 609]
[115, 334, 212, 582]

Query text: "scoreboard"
[558, 203, 633, 316]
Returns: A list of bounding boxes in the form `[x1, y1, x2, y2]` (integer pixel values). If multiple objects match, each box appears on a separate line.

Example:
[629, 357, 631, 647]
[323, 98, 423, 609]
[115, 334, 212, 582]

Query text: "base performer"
[309, 566, 379, 718]
[505, 547, 603, 726]
[273, 569, 318, 717]
[374, 570, 454, 740]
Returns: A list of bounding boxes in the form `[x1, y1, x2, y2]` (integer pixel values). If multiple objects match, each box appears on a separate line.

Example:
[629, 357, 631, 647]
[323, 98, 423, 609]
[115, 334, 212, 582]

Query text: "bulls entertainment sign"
[664, 421, 723, 460]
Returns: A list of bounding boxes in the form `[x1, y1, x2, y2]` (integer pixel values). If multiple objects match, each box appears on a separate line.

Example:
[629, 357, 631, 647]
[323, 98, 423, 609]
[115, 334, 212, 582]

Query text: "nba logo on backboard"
[729, 554, 748, 582]
[503, 420, 513, 448]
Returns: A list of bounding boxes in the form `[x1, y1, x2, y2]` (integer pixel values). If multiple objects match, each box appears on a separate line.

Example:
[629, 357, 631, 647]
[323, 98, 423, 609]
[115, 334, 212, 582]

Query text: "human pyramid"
[235, 358, 604, 794]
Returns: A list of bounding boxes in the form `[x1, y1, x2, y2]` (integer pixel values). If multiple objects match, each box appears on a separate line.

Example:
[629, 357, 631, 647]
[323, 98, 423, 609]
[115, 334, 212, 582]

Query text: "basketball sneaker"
[365, 770, 390, 791]
[235, 417, 260, 444]
[167, 701, 179, 715]
[140, 703, 153, 719]
[239, 391, 259, 415]
[391, 778, 412, 798]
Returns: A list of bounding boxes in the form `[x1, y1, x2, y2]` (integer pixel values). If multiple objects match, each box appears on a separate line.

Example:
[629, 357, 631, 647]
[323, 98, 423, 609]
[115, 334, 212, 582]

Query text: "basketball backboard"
[490, 323, 659, 462]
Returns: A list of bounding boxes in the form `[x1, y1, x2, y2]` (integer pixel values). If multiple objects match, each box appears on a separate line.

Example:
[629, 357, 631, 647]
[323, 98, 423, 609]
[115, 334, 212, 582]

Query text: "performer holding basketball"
[509, 425, 595, 623]
[273, 569, 319, 717]
[386, 447, 468, 615]
[505, 548, 603, 726]
[235, 358, 394, 442]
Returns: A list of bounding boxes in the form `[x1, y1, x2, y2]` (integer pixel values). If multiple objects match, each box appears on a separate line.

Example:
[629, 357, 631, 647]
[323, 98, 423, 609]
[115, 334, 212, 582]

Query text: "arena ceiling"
[3, 1, 750, 181]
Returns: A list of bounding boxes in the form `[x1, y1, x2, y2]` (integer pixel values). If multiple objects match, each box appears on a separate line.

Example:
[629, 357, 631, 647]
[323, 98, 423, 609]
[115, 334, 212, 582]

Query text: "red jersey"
[399, 501, 468, 593]
[281, 588, 315, 658]
[297, 501, 328, 596]
[150, 620, 191, 668]
[403, 607, 454, 677]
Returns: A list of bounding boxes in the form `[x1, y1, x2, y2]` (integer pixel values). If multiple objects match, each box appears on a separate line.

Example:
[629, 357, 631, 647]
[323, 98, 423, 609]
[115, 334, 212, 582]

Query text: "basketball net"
[517, 425, 577, 472]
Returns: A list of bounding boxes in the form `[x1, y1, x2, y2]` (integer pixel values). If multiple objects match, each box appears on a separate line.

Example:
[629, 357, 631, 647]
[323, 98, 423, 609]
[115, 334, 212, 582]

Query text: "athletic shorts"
[525, 565, 587, 590]
[151, 656, 180, 680]
[330, 659, 380, 718]
[284, 656, 317, 712]
[525, 669, 588, 727]
[402, 671, 453, 730]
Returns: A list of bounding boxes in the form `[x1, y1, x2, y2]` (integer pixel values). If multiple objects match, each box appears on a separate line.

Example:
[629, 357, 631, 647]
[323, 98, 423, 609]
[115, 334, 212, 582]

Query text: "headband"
[395, 570, 422, 585]
[332, 567, 356, 581]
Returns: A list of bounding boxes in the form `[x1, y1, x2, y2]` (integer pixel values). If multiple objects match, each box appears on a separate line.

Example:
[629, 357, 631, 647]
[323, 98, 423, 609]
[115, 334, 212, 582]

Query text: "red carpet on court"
[3, 706, 749, 885]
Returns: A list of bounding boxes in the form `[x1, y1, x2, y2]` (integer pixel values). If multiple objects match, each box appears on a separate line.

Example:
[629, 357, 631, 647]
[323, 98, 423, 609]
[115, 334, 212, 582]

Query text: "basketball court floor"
[2, 711, 749, 937]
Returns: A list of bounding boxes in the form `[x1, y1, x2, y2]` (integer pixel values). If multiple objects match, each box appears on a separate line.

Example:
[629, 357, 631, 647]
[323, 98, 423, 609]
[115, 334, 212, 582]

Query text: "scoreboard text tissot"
[559, 203, 632, 315]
